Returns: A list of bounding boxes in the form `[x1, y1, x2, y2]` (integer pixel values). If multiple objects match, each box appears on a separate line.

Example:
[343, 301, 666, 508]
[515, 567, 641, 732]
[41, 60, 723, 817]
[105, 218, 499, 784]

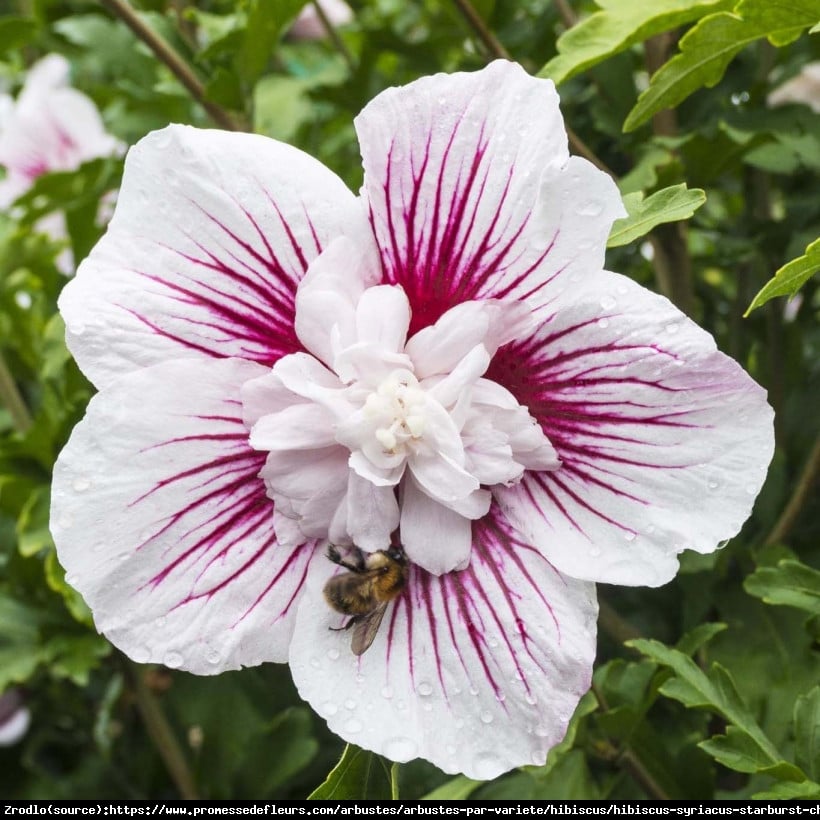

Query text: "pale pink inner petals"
[60, 126, 376, 390]
[51, 358, 318, 672]
[289, 506, 597, 779]
[488, 273, 775, 586]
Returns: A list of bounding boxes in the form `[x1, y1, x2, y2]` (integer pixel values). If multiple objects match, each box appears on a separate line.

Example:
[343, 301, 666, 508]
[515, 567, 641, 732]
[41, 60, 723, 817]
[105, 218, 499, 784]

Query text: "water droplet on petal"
[380, 686, 394, 700]
[58, 513, 74, 529]
[600, 296, 617, 310]
[310, 657, 321, 669]
[525, 692, 538, 705]
[446, 744, 456, 756]
[480, 710, 494, 724]
[396, 700, 407, 711]
[708, 479, 719, 490]
[65, 572, 78, 586]
[745, 484, 757, 495]
[472, 752, 503, 780]
[417, 681, 433, 697]
[577, 199, 604, 217]
[132, 647, 150, 664]
[597, 318, 610, 329]
[344, 718, 363, 734]
[344, 699, 356, 710]
[164, 651, 183, 669]
[327, 648, 340, 661]
[590, 546, 601, 557]
[384, 737, 417, 761]
[624, 531, 637, 542]
[534, 724, 551, 738]
[323, 701, 338, 716]
[206, 648, 222, 665]
[72, 477, 91, 492]
[666, 323, 679, 334]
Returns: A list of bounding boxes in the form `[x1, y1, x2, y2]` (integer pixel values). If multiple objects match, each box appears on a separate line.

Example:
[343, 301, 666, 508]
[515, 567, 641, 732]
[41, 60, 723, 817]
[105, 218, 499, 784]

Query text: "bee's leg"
[326, 543, 365, 573]
[329, 616, 359, 632]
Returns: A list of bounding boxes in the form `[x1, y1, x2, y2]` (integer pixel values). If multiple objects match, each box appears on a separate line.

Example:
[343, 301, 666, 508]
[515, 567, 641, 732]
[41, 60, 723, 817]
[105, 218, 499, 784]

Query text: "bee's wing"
[350, 602, 389, 656]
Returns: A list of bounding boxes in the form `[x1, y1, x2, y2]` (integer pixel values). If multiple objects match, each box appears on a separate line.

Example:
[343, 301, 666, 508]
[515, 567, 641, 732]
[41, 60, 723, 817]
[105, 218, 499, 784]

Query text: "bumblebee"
[323, 543, 408, 656]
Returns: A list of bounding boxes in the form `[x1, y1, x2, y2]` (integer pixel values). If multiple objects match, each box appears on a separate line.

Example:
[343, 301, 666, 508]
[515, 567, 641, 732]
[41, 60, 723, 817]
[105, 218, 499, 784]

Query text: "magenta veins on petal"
[50, 59, 774, 780]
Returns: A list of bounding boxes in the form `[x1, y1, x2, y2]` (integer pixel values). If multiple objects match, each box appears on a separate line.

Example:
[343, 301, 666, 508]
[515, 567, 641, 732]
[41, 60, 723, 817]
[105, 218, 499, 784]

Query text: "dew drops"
[72, 477, 91, 493]
[479, 710, 494, 724]
[646, 524, 656, 535]
[534, 724, 551, 738]
[624, 531, 637, 542]
[309, 657, 321, 669]
[344, 699, 356, 711]
[384, 737, 418, 761]
[65, 572, 78, 586]
[745, 483, 757, 495]
[70, 322, 86, 336]
[326, 648, 340, 661]
[422, 702, 433, 712]
[132, 647, 150, 664]
[469, 685, 479, 697]
[323, 701, 338, 716]
[494, 691, 506, 703]
[206, 648, 222, 665]
[597, 318, 610, 329]
[380, 686, 394, 700]
[396, 699, 407, 712]
[577, 199, 604, 217]
[417, 681, 433, 697]
[708, 479, 720, 490]
[600, 295, 617, 310]
[355, 673, 365, 684]
[666, 323, 679, 334]
[163, 651, 183, 669]
[617, 284, 629, 295]
[531, 750, 546, 766]
[590, 546, 601, 557]
[446, 744, 457, 756]
[472, 752, 503, 781]
[525, 692, 538, 706]
[57, 512, 74, 529]
[344, 718, 363, 734]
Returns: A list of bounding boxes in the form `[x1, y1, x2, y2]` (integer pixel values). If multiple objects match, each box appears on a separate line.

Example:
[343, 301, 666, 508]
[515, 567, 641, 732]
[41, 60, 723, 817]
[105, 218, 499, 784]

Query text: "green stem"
[390, 762, 400, 800]
[126, 662, 200, 800]
[764, 435, 820, 547]
[312, 1, 356, 73]
[100, 0, 244, 132]
[591, 683, 671, 800]
[0, 350, 32, 434]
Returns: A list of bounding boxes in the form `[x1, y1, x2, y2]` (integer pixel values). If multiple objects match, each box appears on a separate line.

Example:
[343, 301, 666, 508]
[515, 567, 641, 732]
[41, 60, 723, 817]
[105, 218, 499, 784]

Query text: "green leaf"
[307, 744, 393, 800]
[753, 780, 820, 799]
[540, 0, 732, 86]
[0, 16, 38, 56]
[676, 622, 728, 656]
[607, 184, 706, 247]
[699, 726, 804, 779]
[744, 558, 820, 616]
[421, 775, 481, 800]
[744, 239, 820, 316]
[628, 639, 799, 777]
[238, 0, 309, 85]
[624, 0, 820, 131]
[795, 687, 820, 781]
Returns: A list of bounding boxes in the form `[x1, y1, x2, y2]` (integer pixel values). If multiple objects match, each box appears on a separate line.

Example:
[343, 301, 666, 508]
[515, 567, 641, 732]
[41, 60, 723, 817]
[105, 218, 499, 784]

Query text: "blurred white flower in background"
[767, 62, 820, 113]
[288, 0, 353, 40]
[0, 54, 123, 272]
[0, 689, 30, 747]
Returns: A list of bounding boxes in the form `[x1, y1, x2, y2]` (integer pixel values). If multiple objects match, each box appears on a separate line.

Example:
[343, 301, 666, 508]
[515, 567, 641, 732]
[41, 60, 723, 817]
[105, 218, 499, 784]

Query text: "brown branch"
[598, 596, 643, 644]
[0, 350, 32, 434]
[312, 1, 356, 73]
[764, 435, 820, 546]
[126, 662, 200, 800]
[100, 0, 242, 132]
[450, 0, 511, 60]
[554, 0, 578, 29]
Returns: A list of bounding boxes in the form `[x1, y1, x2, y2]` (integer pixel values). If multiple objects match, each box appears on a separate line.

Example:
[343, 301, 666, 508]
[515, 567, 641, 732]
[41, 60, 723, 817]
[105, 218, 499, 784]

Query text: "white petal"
[400, 475, 472, 574]
[355, 285, 411, 354]
[346, 471, 400, 552]
[406, 300, 533, 380]
[59, 125, 376, 389]
[51, 358, 317, 672]
[356, 60, 622, 328]
[408, 449, 479, 506]
[249, 404, 337, 451]
[490, 272, 775, 586]
[295, 236, 381, 368]
[426, 344, 490, 409]
[289, 507, 598, 779]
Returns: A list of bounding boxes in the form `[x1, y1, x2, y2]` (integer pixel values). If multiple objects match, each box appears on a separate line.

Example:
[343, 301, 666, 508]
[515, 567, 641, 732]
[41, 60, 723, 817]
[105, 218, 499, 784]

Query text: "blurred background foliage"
[0, 0, 818, 801]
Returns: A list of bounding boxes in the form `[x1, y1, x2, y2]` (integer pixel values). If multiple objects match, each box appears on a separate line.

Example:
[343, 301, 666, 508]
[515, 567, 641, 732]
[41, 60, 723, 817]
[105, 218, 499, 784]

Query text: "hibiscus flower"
[0, 54, 122, 271]
[51, 60, 773, 779]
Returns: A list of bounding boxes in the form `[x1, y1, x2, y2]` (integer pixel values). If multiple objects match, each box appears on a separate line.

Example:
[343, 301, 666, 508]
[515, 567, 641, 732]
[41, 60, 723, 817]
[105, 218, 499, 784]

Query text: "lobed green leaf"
[307, 744, 393, 800]
[540, 0, 732, 86]
[624, 0, 820, 131]
[794, 687, 820, 781]
[744, 239, 820, 316]
[607, 184, 706, 247]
